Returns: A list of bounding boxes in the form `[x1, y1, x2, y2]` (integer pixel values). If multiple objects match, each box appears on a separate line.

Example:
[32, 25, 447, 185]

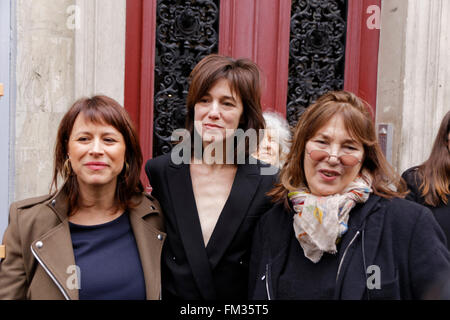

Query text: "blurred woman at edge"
[402, 110, 450, 249]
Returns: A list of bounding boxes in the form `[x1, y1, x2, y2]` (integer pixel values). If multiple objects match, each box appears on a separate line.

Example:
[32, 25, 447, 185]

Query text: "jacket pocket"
[366, 270, 400, 300]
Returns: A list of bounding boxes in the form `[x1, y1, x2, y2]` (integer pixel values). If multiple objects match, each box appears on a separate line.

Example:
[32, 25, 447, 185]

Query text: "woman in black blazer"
[145, 54, 277, 300]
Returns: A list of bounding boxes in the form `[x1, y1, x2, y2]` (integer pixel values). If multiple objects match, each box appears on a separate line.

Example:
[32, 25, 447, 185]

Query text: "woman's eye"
[77, 137, 89, 142]
[104, 138, 116, 143]
[198, 98, 209, 103]
[315, 140, 327, 144]
[223, 102, 235, 107]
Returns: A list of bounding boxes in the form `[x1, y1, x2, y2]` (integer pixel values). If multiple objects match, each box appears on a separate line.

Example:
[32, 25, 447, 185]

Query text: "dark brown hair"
[51, 95, 144, 213]
[416, 110, 450, 206]
[269, 90, 407, 204]
[185, 54, 265, 156]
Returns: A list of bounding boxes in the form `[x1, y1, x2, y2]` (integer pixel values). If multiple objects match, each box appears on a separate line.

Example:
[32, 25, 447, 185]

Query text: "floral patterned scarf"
[288, 171, 373, 263]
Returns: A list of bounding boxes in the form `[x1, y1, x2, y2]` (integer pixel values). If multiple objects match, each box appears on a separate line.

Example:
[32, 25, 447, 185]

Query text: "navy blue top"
[69, 212, 146, 300]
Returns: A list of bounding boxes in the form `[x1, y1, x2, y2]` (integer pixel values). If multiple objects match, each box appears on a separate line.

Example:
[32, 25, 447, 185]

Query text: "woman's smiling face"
[68, 113, 126, 189]
[304, 114, 364, 196]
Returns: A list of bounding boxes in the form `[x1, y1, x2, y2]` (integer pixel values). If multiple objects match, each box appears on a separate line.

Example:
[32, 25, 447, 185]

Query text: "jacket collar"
[34, 188, 165, 300]
[45, 187, 70, 221]
[167, 158, 263, 299]
[265, 195, 384, 300]
[128, 195, 166, 299]
[334, 194, 383, 299]
[29, 189, 77, 300]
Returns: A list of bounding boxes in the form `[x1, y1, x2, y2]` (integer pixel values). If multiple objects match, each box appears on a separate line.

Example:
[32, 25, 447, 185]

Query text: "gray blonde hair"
[263, 111, 292, 165]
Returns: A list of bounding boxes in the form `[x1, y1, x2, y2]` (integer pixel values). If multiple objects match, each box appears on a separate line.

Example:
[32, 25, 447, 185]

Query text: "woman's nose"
[326, 154, 340, 165]
[326, 146, 341, 164]
[89, 138, 104, 155]
[262, 141, 272, 152]
[207, 100, 220, 119]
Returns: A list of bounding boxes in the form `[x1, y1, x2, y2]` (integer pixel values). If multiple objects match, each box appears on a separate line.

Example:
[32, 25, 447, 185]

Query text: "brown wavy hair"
[415, 110, 450, 206]
[185, 54, 265, 157]
[269, 91, 407, 205]
[51, 95, 144, 214]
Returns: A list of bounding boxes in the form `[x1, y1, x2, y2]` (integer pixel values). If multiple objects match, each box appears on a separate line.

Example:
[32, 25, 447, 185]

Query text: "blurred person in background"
[402, 110, 450, 249]
[253, 111, 291, 168]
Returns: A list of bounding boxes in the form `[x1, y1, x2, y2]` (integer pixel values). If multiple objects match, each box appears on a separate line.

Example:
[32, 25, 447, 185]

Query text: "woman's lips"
[85, 162, 108, 171]
[203, 123, 223, 130]
[318, 169, 340, 181]
[259, 151, 274, 157]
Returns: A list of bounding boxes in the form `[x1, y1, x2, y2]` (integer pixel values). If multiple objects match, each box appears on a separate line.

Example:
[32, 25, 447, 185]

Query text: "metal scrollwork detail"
[287, 0, 347, 126]
[153, 0, 220, 156]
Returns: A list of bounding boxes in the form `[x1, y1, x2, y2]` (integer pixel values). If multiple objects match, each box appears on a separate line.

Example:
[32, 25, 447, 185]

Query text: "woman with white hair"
[253, 111, 292, 167]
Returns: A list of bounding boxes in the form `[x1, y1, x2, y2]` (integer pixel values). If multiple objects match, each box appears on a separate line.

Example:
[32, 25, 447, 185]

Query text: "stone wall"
[13, 0, 126, 201]
[14, 0, 75, 200]
[377, 0, 450, 173]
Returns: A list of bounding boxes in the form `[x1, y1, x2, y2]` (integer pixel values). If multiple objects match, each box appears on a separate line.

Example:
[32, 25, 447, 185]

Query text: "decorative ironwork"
[287, 0, 348, 126]
[153, 0, 220, 156]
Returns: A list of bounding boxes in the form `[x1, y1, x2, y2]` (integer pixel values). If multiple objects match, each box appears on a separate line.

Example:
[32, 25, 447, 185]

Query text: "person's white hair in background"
[253, 111, 292, 167]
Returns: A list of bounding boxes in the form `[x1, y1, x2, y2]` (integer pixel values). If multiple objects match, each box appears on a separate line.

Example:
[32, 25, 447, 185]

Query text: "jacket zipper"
[265, 264, 272, 300]
[30, 245, 71, 300]
[336, 230, 360, 283]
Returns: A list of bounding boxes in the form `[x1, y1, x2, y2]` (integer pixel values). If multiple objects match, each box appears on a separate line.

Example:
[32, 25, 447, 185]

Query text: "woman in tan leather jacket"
[0, 95, 165, 300]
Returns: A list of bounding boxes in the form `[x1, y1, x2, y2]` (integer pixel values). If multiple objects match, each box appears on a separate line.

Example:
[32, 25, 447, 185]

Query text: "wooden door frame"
[344, 0, 381, 118]
[218, 0, 292, 116]
[124, 0, 157, 187]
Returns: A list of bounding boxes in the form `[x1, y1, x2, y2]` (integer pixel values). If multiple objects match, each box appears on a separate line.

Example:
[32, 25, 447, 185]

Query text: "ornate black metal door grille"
[153, 0, 220, 156]
[287, 0, 348, 127]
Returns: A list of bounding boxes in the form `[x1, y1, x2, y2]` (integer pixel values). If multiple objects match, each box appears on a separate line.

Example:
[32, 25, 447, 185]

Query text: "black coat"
[249, 194, 450, 300]
[402, 166, 450, 249]
[145, 153, 277, 300]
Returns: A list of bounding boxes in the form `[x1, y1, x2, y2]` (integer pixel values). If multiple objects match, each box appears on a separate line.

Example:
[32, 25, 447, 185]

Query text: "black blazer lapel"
[167, 162, 217, 299]
[206, 162, 262, 269]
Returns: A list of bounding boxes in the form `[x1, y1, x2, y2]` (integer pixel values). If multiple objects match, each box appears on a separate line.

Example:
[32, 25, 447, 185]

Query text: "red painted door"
[218, 0, 291, 115]
[124, 0, 381, 186]
[344, 0, 381, 118]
